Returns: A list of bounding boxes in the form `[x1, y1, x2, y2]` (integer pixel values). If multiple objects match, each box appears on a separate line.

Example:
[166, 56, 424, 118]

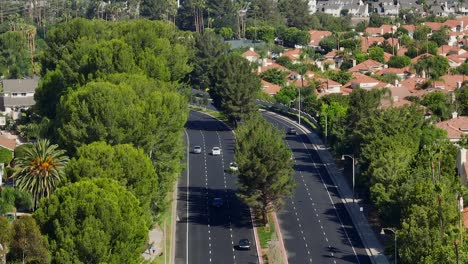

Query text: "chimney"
[452, 111, 458, 119]
[257, 66, 262, 74]
[394, 79, 399, 87]
[459, 148, 467, 185]
[262, 58, 267, 67]
[352, 59, 356, 67]
[457, 81, 462, 89]
[393, 96, 399, 102]
[249, 47, 254, 52]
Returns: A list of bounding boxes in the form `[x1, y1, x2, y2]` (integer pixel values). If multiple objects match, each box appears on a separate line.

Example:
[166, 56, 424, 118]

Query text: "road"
[175, 110, 258, 264]
[262, 111, 372, 264]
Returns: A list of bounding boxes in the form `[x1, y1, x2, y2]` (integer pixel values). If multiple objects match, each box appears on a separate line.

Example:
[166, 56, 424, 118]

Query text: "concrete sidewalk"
[269, 111, 389, 264]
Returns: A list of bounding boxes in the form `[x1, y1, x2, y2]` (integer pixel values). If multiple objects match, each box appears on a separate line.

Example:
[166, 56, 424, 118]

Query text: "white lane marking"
[264, 111, 360, 263]
[216, 131, 236, 263]
[200, 129, 213, 262]
[184, 129, 190, 264]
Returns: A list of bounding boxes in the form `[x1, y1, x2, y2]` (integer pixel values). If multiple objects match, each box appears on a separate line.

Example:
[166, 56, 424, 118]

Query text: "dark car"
[238, 239, 251, 250]
[212, 197, 223, 208]
[287, 127, 297, 135]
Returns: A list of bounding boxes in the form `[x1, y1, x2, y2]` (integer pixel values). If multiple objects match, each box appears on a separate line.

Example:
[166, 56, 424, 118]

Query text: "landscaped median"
[254, 212, 286, 264]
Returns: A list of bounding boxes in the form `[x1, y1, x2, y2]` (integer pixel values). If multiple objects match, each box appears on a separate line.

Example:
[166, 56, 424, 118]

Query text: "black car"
[238, 239, 251, 250]
[212, 197, 223, 208]
[287, 127, 297, 135]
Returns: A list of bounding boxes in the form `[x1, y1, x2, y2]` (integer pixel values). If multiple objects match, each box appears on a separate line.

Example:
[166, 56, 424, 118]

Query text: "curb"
[265, 110, 389, 264]
[272, 212, 289, 264]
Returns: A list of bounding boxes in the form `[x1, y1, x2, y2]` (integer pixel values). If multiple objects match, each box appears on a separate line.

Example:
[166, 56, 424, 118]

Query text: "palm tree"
[13, 139, 69, 209]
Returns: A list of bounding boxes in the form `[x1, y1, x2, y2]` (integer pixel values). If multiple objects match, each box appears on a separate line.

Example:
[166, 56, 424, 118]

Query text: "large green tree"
[34, 178, 148, 264]
[12, 139, 69, 209]
[210, 54, 261, 126]
[66, 142, 158, 219]
[8, 216, 50, 264]
[235, 114, 295, 223]
[0, 31, 31, 78]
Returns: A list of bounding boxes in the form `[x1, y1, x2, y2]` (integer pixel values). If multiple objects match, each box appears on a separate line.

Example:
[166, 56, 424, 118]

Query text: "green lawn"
[256, 214, 276, 249]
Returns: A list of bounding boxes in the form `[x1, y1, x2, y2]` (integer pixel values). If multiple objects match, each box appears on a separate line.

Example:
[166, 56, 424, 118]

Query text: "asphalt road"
[175, 110, 258, 264]
[262, 111, 372, 264]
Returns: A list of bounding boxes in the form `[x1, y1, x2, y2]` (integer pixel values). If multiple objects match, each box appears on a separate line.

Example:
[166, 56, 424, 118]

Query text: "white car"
[212, 147, 221, 155]
[229, 162, 238, 171]
[193, 146, 202, 154]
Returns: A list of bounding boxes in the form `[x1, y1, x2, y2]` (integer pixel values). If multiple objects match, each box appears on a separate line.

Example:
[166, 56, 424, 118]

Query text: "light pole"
[298, 83, 301, 125]
[341, 154, 356, 203]
[381, 227, 397, 264]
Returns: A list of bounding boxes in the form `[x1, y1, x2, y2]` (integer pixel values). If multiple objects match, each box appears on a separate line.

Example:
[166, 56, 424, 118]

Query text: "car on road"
[212, 197, 223, 208]
[238, 239, 251, 250]
[229, 162, 238, 171]
[212, 147, 221, 155]
[193, 146, 202, 154]
[287, 127, 297, 135]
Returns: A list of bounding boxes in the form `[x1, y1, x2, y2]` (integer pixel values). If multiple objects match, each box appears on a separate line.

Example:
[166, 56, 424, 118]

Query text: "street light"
[381, 227, 397, 264]
[341, 154, 356, 203]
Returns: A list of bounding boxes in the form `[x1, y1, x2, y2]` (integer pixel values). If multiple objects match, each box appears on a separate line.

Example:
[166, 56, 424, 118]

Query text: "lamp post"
[381, 228, 397, 264]
[298, 82, 301, 126]
[341, 154, 356, 203]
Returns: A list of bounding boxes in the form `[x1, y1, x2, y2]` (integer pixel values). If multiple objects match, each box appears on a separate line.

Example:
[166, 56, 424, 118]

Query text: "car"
[193, 146, 202, 154]
[287, 127, 297, 135]
[212, 197, 223, 208]
[229, 162, 238, 171]
[238, 239, 251, 250]
[212, 147, 221, 155]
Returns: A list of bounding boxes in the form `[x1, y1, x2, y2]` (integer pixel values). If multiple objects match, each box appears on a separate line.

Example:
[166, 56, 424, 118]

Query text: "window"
[12, 93, 17, 96]
[21, 93, 26, 96]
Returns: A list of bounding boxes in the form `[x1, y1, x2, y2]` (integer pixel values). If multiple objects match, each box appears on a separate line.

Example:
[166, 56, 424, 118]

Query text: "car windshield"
[194, 146, 201, 149]
[213, 147, 220, 150]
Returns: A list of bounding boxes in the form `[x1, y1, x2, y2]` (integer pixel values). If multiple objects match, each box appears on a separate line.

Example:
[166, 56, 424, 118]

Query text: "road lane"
[262, 111, 371, 264]
[175, 111, 258, 264]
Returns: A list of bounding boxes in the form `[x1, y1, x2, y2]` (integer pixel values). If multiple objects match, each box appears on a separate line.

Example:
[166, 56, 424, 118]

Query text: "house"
[438, 45, 467, 56]
[308, 30, 332, 48]
[377, 66, 411, 80]
[1, 78, 38, 119]
[400, 77, 430, 97]
[411, 53, 433, 64]
[242, 47, 260, 63]
[457, 148, 468, 186]
[314, 78, 342, 94]
[433, 74, 466, 91]
[365, 25, 394, 37]
[348, 59, 385, 74]
[346, 72, 384, 89]
[359, 36, 385, 52]
[424, 22, 444, 32]
[402, 24, 416, 38]
[447, 55, 464, 68]
[282, 48, 302, 63]
[384, 52, 393, 62]
[257, 59, 290, 74]
[435, 113, 468, 143]
[316, 59, 337, 71]
[261, 80, 281, 95]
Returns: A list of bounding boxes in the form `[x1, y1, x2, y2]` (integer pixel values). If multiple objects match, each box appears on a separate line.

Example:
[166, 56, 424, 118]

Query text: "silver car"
[193, 146, 202, 154]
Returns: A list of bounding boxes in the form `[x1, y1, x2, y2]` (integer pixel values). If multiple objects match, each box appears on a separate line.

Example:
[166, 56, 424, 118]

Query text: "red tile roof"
[261, 80, 281, 95]
[282, 48, 302, 61]
[0, 135, 16, 151]
[424, 22, 444, 31]
[242, 49, 259, 57]
[349, 59, 384, 73]
[435, 74, 467, 91]
[365, 25, 394, 36]
[384, 52, 393, 62]
[443, 19, 462, 29]
[308, 30, 332, 46]
[402, 24, 415, 32]
[377, 67, 410, 75]
[360, 36, 385, 52]
[397, 47, 408, 56]
[400, 77, 429, 96]
[438, 45, 466, 56]
[435, 116, 468, 140]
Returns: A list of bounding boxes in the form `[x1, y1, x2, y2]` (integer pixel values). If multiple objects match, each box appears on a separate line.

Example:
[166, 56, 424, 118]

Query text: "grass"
[151, 189, 175, 264]
[188, 105, 229, 123]
[256, 213, 276, 251]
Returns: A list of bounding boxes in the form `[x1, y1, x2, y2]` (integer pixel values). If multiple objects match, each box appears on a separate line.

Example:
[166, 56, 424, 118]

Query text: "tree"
[319, 35, 337, 53]
[260, 68, 289, 85]
[421, 91, 451, 120]
[414, 55, 449, 79]
[8, 216, 50, 264]
[140, 0, 177, 21]
[430, 27, 449, 46]
[65, 142, 158, 219]
[413, 25, 431, 41]
[189, 31, 229, 90]
[368, 46, 385, 63]
[35, 178, 148, 264]
[278, 0, 312, 29]
[455, 86, 468, 116]
[235, 114, 295, 223]
[0, 216, 12, 263]
[0, 188, 33, 214]
[325, 70, 352, 85]
[12, 139, 69, 209]
[0, 31, 31, 78]
[387, 55, 411, 68]
[210, 54, 261, 126]
[218, 27, 233, 39]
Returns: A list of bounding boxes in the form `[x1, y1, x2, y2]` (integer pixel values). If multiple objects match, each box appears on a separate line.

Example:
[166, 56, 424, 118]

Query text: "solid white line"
[184, 129, 190, 264]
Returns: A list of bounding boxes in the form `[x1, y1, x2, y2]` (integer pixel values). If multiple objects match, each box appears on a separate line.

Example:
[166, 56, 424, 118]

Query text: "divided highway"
[262, 111, 372, 264]
[175, 111, 258, 264]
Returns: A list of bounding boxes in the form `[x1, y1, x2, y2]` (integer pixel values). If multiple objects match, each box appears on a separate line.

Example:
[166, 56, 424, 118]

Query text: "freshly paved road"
[175, 110, 258, 264]
[262, 111, 372, 264]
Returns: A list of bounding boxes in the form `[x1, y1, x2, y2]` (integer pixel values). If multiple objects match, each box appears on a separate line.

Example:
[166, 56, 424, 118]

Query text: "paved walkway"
[268, 111, 389, 264]
[142, 226, 164, 261]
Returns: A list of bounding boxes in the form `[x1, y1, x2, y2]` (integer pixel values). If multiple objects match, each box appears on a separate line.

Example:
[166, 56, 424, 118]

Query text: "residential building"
[348, 59, 385, 74]
[242, 47, 260, 63]
[435, 114, 468, 143]
[346, 72, 385, 89]
[1, 78, 38, 119]
[308, 30, 332, 48]
[261, 80, 281, 95]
